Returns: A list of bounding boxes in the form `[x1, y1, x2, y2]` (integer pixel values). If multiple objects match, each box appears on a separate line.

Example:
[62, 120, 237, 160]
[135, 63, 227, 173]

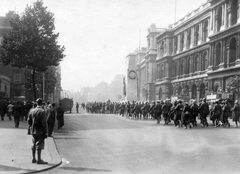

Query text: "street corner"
[45, 137, 62, 167]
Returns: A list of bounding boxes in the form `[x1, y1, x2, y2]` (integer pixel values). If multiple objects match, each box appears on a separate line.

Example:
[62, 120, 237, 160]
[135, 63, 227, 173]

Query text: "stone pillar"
[226, 44, 230, 67]
[177, 34, 181, 53]
[199, 53, 202, 71]
[176, 61, 178, 77]
[166, 62, 170, 79]
[166, 38, 170, 56]
[224, 3, 228, 28]
[209, 10, 213, 35]
[172, 38, 175, 55]
[220, 4, 226, 30]
[190, 27, 194, 48]
[213, 9, 216, 33]
[148, 62, 153, 82]
[198, 22, 203, 45]
[183, 31, 187, 51]
[189, 56, 193, 74]
[207, 18, 210, 41]
[188, 81, 192, 99]
[228, 6, 232, 27]
[222, 39, 226, 67]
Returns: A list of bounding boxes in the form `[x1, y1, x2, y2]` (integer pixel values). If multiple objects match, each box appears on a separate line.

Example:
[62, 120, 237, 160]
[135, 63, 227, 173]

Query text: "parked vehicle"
[59, 97, 73, 113]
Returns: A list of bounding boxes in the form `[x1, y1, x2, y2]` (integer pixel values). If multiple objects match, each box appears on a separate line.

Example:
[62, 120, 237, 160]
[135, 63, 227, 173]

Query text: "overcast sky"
[0, 0, 207, 91]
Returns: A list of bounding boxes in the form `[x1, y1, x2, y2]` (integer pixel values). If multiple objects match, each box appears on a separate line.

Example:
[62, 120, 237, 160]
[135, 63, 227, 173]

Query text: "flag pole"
[174, 0, 177, 23]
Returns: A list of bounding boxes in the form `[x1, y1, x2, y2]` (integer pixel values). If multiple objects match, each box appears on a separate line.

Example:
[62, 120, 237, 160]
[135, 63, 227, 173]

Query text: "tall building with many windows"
[126, 0, 240, 103]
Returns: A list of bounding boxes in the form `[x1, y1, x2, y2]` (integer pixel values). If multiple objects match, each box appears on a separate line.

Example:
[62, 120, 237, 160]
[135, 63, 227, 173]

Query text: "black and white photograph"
[0, 0, 240, 173]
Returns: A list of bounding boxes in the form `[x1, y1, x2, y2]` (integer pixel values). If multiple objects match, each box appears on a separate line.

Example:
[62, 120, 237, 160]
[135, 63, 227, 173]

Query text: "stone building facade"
[126, 0, 240, 103]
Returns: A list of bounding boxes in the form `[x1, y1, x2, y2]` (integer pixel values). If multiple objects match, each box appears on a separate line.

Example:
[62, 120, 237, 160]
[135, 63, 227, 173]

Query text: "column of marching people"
[85, 98, 240, 129]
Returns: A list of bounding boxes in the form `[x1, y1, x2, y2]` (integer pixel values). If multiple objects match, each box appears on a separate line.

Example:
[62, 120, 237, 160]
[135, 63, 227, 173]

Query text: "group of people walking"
[85, 98, 240, 129]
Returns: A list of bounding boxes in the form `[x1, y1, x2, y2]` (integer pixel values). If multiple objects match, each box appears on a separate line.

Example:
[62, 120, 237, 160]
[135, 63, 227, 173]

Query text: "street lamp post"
[43, 72, 45, 101]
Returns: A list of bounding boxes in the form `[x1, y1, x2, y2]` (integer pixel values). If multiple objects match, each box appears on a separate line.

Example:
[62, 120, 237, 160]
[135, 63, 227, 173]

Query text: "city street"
[46, 111, 240, 174]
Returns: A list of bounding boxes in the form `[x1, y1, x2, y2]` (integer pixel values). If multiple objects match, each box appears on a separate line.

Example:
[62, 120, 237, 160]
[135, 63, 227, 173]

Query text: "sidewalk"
[0, 118, 62, 174]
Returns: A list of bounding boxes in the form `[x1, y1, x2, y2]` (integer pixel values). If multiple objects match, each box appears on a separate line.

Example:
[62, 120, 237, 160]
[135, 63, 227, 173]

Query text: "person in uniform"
[173, 100, 183, 127]
[231, 100, 240, 127]
[27, 98, 48, 164]
[198, 98, 209, 127]
[162, 100, 170, 125]
[222, 100, 231, 127]
[154, 101, 162, 124]
[190, 100, 199, 127]
[182, 102, 192, 129]
[12, 101, 22, 128]
[212, 100, 222, 127]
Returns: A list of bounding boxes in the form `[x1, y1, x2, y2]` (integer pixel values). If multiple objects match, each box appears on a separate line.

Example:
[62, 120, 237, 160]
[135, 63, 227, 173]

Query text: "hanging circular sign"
[128, 70, 137, 79]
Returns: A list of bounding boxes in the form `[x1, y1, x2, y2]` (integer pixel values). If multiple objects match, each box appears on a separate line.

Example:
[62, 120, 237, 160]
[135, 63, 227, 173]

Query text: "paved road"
[46, 112, 240, 174]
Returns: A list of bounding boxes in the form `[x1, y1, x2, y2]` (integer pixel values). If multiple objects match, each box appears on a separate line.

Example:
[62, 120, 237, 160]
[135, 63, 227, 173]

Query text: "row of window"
[157, 0, 239, 59]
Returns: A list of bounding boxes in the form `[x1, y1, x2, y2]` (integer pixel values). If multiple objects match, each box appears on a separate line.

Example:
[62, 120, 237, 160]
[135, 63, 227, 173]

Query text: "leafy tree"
[0, 0, 65, 100]
[24, 66, 58, 95]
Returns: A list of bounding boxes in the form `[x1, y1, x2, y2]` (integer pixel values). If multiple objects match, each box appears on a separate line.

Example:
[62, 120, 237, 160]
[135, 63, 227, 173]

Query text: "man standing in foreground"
[28, 98, 48, 164]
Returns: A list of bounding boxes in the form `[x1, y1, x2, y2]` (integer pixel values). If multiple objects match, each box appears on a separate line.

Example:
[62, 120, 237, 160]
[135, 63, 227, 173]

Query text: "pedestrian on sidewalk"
[76, 102, 79, 113]
[28, 98, 48, 164]
[12, 101, 22, 128]
[0, 100, 7, 121]
[46, 103, 56, 137]
[57, 103, 64, 129]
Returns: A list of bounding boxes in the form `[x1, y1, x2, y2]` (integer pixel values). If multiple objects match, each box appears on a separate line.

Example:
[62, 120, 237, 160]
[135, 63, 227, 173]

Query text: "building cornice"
[209, 24, 240, 42]
[173, 42, 210, 60]
[207, 65, 240, 79]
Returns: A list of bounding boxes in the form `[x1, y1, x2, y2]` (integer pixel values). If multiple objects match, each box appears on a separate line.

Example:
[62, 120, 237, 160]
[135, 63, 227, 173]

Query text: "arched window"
[187, 57, 191, 74]
[231, 0, 238, 26]
[174, 37, 178, 53]
[160, 40, 165, 58]
[215, 43, 221, 67]
[203, 20, 208, 42]
[187, 29, 191, 49]
[195, 25, 199, 46]
[182, 59, 185, 75]
[192, 84, 197, 99]
[172, 62, 176, 77]
[216, 7, 222, 32]
[180, 32, 184, 51]
[200, 83, 205, 99]
[229, 37, 237, 66]
[194, 54, 199, 72]
[202, 51, 208, 71]
[161, 64, 165, 79]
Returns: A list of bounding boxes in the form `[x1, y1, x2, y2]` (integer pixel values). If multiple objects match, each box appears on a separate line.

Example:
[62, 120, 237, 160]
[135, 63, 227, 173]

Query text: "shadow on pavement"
[59, 166, 112, 172]
[0, 164, 33, 172]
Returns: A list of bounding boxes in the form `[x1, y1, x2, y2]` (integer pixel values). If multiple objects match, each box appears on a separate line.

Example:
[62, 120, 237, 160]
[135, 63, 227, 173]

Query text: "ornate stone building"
[126, 0, 240, 103]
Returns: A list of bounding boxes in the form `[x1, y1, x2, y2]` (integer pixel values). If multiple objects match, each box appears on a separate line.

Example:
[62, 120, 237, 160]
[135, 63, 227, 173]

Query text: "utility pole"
[43, 72, 45, 101]
[174, 0, 177, 23]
